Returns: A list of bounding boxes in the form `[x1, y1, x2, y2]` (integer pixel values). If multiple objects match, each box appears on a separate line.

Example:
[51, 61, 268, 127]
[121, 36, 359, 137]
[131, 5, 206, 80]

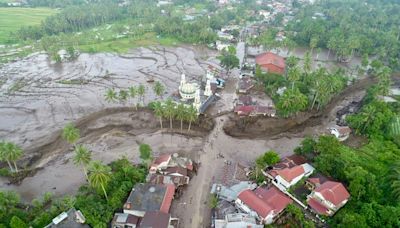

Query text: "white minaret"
[180, 74, 186, 88]
[204, 79, 212, 97]
[193, 89, 201, 113]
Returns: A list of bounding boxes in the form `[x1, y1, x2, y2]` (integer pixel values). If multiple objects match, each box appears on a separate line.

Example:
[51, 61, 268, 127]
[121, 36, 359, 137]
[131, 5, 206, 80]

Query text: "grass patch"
[8, 79, 27, 93]
[0, 7, 57, 43]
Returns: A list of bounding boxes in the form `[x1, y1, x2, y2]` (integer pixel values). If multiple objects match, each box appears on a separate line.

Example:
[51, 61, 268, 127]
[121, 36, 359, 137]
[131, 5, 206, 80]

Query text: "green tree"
[152, 101, 164, 129]
[62, 123, 80, 146]
[9, 216, 28, 228]
[118, 89, 129, 104]
[152, 81, 165, 99]
[276, 89, 308, 117]
[287, 66, 301, 89]
[303, 51, 312, 74]
[128, 86, 138, 109]
[137, 85, 146, 105]
[73, 145, 92, 182]
[217, 46, 239, 75]
[209, 194, 218, 209]
[0, 142, 23, 173]
[164, 99, 176, 129]
[88, 161, 111, 201]
[186, 106, 198, 132]
[286, 56, 299, 68]
[104, 88, 117, 103]
[139, 143, 152, 167]
[176, 103, 186, 132]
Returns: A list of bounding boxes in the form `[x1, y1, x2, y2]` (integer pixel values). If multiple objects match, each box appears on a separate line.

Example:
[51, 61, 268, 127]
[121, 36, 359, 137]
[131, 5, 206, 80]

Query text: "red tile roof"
[238, 189, 272, 218]
[307, 198, 329, 215]
[276, 165, 305, 182]
[152, 154, 171, 166]
[255, 52, 285, 74]
[315, 181, 350, 206]
[163, 166, 188, 176]
[160, 184, 175, 214]
[238, 187, 292, 218]
[234, 106, 256, 116]
[254, 187, 293, 214]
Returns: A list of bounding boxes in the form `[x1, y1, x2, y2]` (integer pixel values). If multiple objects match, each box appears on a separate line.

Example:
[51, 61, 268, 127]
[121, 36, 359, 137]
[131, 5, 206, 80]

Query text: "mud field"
[0, 44, 385, 228]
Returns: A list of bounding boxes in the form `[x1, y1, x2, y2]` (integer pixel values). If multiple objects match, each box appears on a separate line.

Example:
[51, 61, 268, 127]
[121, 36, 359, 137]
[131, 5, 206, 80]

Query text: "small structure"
[215, 213, 263, 228]
[123, 183, 175, 217]
[139, 211, 174, 228]
[179, 74, 199, 100]
[211, 181, 257, 202]
[235, 95, 254, 106]
[44, 208, 88, 228]
[111, 213, 140, 228]
[265, 163, 314, 191]
[255, 52, 285, 75]
[305, 173, 330, 191]
[307, 181, 350, 216]
[235, 186, 293, 224]
[234, 105, 276, 117]
[328, 126, 351, 141]
[237, 77, 254, 94]
[147, 173, 190, 187]
[149, 154, 172, 174]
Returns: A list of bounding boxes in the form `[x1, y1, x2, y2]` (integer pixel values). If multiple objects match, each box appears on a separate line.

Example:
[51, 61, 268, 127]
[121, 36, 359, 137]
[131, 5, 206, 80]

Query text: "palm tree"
[88, 161, 111, 201]
[0, 142, 14, 172]
[176, 103, 186, 132]
[164, 99, 176, 129]
[137, 84, 146, 105]
[128, 86, 138, 109]
[104, 88, 117, 103]
[153, 81, 165, 99]
[186, 106, 198, 132]
[118, 89, 129, 104]
[153, 101, 164, 129]
[287, 66, 301, 90]
[0, 142, 23, 172]
[62, 123, 80, 146]
[389, 161, 400, 201]
[73, 145, 92, 182]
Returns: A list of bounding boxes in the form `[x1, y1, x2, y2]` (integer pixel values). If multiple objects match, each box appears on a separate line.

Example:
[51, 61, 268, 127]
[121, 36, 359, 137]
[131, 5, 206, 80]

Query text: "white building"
[268, 163, 315, 190]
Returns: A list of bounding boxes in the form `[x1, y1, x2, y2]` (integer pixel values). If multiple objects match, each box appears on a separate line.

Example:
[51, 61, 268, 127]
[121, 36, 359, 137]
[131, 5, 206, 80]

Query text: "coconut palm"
[186, 106, 198, 132]
[88, 161, 111, 200]
[153, 81, 165, 99]
[287, 66, 301, 90]
[389, 161, 400, 201]
[176, 103, 186, 132]
[104, 88, 117, 103]
[62, 123, 80, 146]
[73, 145, 92, 182]
[118, 89, 129, 104]
[153, 101, 164, 129]
[137, 84, 146, 105]
[128, 86, 138, 109]
[164, 99, 176, 129]
[0, 142, 23, 173]
[0, 142, 13, 172]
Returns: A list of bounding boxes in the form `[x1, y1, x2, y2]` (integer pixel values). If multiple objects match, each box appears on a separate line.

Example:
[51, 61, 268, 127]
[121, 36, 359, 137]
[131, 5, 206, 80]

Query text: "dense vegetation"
[287, 0, 400, 69]
[295, 86, 400, 226]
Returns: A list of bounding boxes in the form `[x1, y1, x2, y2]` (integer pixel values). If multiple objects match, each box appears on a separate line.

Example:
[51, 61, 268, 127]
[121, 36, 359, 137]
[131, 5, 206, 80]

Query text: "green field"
[0, 7, 57, 43]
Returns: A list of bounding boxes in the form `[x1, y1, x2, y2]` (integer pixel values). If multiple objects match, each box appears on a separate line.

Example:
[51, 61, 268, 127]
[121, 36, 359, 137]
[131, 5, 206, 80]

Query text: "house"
[266, 163, 315, 190]
[139, 211, 175, 228]
[255, 52, 285, 75]
[44, 208, 89, 228]
[159, 166, 188, 177]
[307, 181, 350, 216]
[236, 95, 254, 106]
[111, 213, 140, 228]
[305, 173, 330, 191]
[147, 173, 190, 187]
[328, 126, 351, 141]
[123, 183, 175, 217]
[210, 181, 257, 202]
[235, 187, 293, 224]
[237, 77, 254, 93]
[149, 154, 172, 174]
[215, 213, 263, 228]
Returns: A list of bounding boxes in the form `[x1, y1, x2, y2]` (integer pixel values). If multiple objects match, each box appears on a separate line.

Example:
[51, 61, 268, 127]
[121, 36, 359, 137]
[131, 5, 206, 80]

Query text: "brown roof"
[111, 213, 140, 226]
[160, 184, 175, 214]
[151, 154, 171, 166]
[148, 174, 189, 187]
[315, 181, 350, 206]
[163, 166, 188, 176]
[307, 173, 330, 187]
[238, 78, 254, 91]
[139, 211, 170, 228]
[337, 126, 351, 135]
[238, 95, 253, 105]
[255, 52, 285, 68]
[238, 187, 292, 218]
[276, 165, 305, 182]
[307, 198, 329, 215]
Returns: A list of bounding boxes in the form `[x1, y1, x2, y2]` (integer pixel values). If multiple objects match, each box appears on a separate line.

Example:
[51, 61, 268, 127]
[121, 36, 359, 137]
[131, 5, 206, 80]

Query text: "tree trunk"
[311, 92, 318, 110]
[6, 160, 14, 172]
[101, 184, 108, 201]
[327, 49, 331, 61]
[188, 121, 192, 132]
[13, 161, 18, 173]
[159, 117, 163, 129]
[180, 119, 183, 132]
[83, 166, 89, 182]
[170, 117, 172, 129]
